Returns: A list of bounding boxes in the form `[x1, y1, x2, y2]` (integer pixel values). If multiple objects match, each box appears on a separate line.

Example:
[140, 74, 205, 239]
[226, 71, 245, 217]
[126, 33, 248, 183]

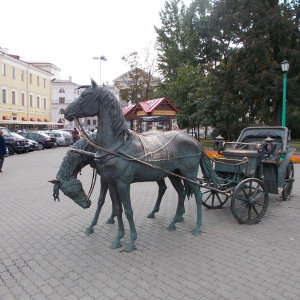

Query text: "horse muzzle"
[75, 197, 92, 209]
[64, 113, 75, 122]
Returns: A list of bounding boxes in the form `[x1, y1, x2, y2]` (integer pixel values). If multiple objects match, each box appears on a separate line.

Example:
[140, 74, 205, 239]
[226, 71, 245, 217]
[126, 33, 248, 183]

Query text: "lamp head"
[281, 59, 290, 73]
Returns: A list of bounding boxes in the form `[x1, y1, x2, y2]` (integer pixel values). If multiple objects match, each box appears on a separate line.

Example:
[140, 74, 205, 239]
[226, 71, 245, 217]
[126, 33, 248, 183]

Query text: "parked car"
[60, 129, 80, 144]
[60, 129, 73, 135]
[20, 132, 57, 150]
[10, 132, 40, 152]
[50, 130, 72, 147]
[0, 127, 30, 155]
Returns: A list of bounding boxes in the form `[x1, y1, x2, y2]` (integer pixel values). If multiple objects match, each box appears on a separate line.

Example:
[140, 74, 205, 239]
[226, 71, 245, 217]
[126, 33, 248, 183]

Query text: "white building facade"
[51, 78, 82, 129]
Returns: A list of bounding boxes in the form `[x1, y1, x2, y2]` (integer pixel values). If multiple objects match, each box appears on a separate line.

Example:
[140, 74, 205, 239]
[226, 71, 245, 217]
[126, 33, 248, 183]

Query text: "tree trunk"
[273, 103, 281, 126]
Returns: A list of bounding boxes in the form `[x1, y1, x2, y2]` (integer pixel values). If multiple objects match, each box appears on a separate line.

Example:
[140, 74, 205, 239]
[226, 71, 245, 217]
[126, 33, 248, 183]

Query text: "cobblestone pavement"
[1, 147, 300, 300]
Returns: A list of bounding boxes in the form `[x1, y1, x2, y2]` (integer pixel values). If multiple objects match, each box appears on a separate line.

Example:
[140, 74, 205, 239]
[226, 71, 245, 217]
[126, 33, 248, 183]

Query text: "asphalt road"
[0, 146, 299, 299]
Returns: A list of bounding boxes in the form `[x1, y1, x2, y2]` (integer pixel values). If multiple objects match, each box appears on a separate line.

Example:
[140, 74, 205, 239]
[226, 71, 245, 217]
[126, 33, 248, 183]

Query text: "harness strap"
[74, 118, 204, 187]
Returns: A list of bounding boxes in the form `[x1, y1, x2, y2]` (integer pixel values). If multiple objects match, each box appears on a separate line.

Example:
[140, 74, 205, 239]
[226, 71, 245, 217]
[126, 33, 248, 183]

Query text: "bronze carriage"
[201, 127, 295, 224]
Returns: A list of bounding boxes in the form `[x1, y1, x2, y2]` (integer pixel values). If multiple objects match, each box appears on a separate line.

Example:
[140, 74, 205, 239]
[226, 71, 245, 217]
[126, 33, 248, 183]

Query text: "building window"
[12, 67, 15, 78]
[37, 96, 40, 108]
[44, 79, 46, 88]
[2, 89, 7, 103]
[21, 71, 24, 81]
[44, 97, 47, 109]
[59, 97, 65, 104]
[37, 76, 40, 86]
[21, 93, 25, 106]
[93, 120, 97, 125]
[59, 88, 65, 93]
[59, 108, 65, 114]
[87, 120, 91, 125]
[30, 74, 32, 84]
[1, 64, 5, 76]
[12, 91, 16, 105]
[30, 95, 33, 107]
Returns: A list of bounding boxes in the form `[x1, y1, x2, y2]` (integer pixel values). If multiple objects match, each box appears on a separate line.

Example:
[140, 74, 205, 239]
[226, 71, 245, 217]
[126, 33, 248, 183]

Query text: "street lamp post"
[93, 55, 107, 85]
[281, 59, 290, 127]
[137, 92, 141, 103]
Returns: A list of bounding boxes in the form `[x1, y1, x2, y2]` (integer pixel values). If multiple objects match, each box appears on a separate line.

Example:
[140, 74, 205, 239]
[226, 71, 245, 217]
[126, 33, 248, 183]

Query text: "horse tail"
[199, 150, 221, 187]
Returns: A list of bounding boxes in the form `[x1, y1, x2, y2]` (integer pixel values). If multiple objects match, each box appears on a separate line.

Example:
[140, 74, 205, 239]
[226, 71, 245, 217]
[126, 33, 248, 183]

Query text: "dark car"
[20, 132, 57, 150]
[10, 132, 39, 152]
[0, 127, 30, 155]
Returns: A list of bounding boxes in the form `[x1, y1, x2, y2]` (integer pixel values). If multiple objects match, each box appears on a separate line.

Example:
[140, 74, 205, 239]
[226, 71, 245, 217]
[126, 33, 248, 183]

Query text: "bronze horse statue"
[64, 79, 219, 252]
[50, 132, 171, 235]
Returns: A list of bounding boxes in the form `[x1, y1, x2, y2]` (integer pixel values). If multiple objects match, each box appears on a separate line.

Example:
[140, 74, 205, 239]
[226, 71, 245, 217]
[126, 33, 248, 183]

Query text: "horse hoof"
[167, 224, 176, 231]
[84, 227, 94, 235]
[192, 229, 201, 236]
[147, 213, 155, 218]
[106, 218, 115, 224]
[111, 241, 121, 249]
[124, 243, 135, 252]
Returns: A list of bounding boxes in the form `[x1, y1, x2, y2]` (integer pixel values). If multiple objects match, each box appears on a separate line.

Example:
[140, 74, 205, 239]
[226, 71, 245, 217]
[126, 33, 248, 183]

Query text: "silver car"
[51, 130, 72, 147]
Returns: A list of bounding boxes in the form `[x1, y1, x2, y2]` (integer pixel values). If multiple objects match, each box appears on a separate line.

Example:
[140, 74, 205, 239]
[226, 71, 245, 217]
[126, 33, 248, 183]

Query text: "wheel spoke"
[235, 195, 247, 202]
[216, 194, 224, 204]
[203, 192, 212, 204]
[240, 204, 249, 219]
[252, 184, 260, 198]
[211, 194, 215, 206]
[248, 181, 253, 195]
[235, 202, 247, 211]
[252, 205, 260, 216]
[247, 205, 252, 220]
[241, 187, 249, 199]
[253, 190, 265, 202]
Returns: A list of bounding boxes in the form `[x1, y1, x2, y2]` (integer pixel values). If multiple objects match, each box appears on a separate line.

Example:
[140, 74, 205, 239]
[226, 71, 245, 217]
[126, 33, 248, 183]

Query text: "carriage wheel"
[202, 190, 229, 209]
[282, 160, 294, 201]
[231, 178, 269, 224]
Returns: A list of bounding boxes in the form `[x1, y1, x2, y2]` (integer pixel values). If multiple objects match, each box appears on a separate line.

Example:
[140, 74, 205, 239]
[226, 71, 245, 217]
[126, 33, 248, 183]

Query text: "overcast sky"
[1, 0, 191, 86]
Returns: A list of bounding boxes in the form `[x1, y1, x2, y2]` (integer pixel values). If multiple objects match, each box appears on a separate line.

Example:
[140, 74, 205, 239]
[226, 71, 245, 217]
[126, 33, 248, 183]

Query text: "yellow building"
[0, 48, 57, 130]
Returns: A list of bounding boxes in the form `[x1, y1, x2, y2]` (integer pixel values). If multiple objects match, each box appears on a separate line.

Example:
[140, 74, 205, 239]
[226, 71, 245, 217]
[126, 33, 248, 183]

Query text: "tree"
[210, 0, 300, 125]
[155, 0, 216, 132]
[155, 0, 300, 136]
[114, 50, 161, 103]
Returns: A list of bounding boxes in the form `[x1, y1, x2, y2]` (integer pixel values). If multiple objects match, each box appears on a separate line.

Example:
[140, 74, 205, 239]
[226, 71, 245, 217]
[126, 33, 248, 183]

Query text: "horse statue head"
[49, 177, 91, 209]
[64, 79, 100, 121]
[64, 79, 130, 143]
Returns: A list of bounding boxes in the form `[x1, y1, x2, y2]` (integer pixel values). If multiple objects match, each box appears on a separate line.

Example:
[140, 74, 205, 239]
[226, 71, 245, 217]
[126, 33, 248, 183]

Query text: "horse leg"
[190, 181, 203, 236]
[147, 179, 167, 218]
[85, 178, 109, 235]
[117, 182, 137, 252]
[167, 176, 186, 231]
[106, 185, 117, 224]
[109, 184, 125, 249]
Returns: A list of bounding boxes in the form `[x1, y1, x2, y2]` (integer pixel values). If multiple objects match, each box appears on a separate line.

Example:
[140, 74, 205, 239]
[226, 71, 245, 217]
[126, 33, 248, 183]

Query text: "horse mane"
[95, 85, 131, 141]
[57, 134, 97, 180]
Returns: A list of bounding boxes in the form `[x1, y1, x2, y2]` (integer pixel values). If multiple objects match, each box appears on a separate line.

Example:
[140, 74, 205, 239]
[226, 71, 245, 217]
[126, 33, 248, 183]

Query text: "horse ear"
[91, 79, 98, 89]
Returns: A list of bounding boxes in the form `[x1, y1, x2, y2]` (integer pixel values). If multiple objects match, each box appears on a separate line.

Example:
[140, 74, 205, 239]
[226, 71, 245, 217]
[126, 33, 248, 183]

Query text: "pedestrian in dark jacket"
[0, 130, 7, 172]
[72, 128, 80, 144]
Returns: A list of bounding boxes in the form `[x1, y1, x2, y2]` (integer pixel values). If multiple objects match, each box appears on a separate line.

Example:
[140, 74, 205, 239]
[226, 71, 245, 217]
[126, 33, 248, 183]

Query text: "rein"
[86, 167, 97, 199]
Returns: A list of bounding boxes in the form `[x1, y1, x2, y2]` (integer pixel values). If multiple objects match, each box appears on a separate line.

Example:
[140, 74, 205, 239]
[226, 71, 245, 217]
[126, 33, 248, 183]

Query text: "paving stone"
[0, 147, 300, 299]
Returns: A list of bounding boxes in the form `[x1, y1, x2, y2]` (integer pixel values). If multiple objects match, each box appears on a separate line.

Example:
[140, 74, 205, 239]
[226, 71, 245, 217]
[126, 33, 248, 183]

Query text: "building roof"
[136, 97, 179, 113]
[122, 104, 136, 116]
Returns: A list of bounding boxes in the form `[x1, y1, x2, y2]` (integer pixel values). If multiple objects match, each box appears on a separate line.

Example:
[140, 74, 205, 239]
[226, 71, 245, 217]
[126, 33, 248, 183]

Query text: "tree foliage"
[155, 0, 300, 138]
[114, 50, 161, 103]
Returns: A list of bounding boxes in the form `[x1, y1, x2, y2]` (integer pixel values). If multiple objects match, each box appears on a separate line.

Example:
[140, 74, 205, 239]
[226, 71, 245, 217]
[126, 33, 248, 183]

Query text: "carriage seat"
[235, 137, 284, 163]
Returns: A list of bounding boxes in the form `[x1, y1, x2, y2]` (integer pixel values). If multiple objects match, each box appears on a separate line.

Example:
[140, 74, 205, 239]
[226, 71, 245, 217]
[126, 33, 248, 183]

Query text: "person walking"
[71, 128, 80, 144]
[0, 130, 7, 172]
